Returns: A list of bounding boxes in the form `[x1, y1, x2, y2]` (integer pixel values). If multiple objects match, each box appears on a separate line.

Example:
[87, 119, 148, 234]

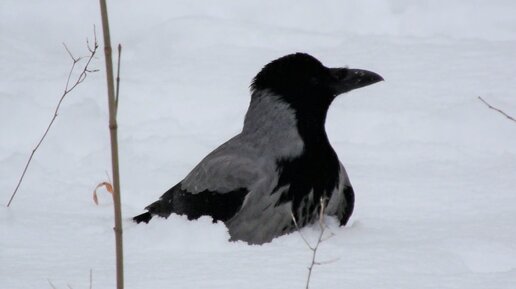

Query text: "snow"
[1, 0, 516, 288]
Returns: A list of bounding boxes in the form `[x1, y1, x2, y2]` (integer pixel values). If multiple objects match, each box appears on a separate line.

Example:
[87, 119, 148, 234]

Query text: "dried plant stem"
[89, 269, 93, 289]
[6, 36, 98, 207]
[291, 212, 313, 249]
[478, 96, 516, 123]
[48, 280, 58, 289]
[305, 199, 326, 289]
[46, 270, 91, 289]
[292, 198, 335, 289]
[99, 1, 124, 288]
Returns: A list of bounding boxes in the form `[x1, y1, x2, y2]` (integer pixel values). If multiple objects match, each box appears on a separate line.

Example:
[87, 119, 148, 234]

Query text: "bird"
[133, 53, 383, 244]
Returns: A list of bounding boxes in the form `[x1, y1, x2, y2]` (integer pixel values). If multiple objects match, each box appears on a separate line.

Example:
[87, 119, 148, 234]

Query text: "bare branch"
[291, 212, 314, 250]
[62, 43, 77, 62]
[304, 198, 327, 289]
[314, 257, 340, 266]
[48, 280, 58, 289]
[46, 271, 91, 289]
[6, 31, 99, 207]
[478, 96, 516, 123]
[292, 197, 334, 289]
[64, 61, 77, 93]
[89, 269, 93, 289]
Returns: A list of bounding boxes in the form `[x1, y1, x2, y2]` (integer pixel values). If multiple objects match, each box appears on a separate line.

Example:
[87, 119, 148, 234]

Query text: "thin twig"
[63, 45, 78, 91]
[478, 96, 516, 123]
[304, 198, 327, 289]
[48, 280, 58, 289]
[62, 43, 86, 64]
[46, 270, 90, 289]
[6, 31, 99, 207]
[292, 198, 333, 289]
[87, 27, 97, 53]
[89, 269, 93, 289]
[314, 257, 340, 266]
[291, 212, 314, 250]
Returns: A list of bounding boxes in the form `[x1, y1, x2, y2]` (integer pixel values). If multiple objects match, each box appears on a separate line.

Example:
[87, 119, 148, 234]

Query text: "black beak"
[330, 68, 384, 95]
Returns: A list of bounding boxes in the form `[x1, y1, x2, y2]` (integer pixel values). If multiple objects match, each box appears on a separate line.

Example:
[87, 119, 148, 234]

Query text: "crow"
[133, 53, 383, 244]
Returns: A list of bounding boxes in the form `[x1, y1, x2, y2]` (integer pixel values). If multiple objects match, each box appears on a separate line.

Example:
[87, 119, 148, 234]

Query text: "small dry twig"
[46, 269, 92, 289]
[6, 30, 99, 207]
[48, 280, 58, 289]
[478, 96, 516, 123]
[292, 197, 337, 289]
[89, 269, 93, 289]
[291, 211, 314, 250]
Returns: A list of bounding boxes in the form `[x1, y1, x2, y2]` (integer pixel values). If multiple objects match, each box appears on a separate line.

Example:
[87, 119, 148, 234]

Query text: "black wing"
[133, 184, 248, 224]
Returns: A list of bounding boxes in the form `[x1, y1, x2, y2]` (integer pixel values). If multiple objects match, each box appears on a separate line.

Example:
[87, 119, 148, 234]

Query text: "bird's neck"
[243, 90, 332, 155]
[294, 104, 331, 149]
[243, 90, 298, 133]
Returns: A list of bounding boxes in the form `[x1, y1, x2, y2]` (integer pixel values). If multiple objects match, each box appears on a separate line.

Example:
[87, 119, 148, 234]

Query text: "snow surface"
[1, 0, 516, 288]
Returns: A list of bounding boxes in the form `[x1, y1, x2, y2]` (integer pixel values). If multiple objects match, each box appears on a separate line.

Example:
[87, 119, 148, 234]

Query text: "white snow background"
[1, 0, 516, 288]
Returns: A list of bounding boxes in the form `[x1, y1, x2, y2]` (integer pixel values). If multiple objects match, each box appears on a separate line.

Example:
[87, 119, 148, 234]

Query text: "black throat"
[274, 98, 340, 225]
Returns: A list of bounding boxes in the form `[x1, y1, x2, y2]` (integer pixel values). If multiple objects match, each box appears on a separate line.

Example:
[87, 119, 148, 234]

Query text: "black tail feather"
[133, 212, 153, 224]
[132, 183, 249, 225]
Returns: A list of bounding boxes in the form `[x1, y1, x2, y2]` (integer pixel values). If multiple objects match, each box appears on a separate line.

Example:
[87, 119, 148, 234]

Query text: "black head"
[251, 53, 383, 111]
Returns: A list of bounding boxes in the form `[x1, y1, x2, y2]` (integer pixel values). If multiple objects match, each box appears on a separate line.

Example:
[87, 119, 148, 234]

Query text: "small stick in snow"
[99, 0, 124, 287]
[478, 96, 516, 123]
[46, 270, 91, 289]
[306, 199, 326, 289]
[292, 197, 337, 289]
[89, 269, 93, 289]
[291, 211, 314, 250]
[6, 30, 99, 207]
[47, 279, 58, 289]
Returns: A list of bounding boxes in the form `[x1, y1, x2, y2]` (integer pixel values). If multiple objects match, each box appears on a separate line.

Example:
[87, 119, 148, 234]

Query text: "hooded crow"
[133, 53, 383, 244]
